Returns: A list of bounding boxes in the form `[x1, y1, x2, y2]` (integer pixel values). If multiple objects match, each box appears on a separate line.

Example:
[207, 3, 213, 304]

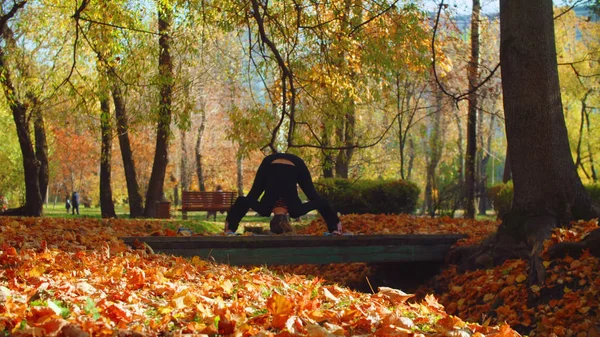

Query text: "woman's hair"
[270, 214, 294, 234]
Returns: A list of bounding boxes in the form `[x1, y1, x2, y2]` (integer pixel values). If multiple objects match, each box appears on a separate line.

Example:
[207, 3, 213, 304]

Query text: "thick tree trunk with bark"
[112, 82, 144, 217]
[0, 57, 42, 216]
[0, 3, 43, 216]
[144, 4, 173, 217]
[5, 100, 42, 216]
[31, 97, 49, 203]
[99, 94, 116, 218]
[500, 0, 597, 227]
[451, 0, 599, 286]
[464, 0, 481, 219]
[502, 147, 511, 183]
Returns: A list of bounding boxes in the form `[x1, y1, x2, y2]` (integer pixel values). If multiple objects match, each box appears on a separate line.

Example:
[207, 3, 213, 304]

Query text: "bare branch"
[348, 0, 401, 36]
[554, 0, 586, 20]
[78, 15, 160, 36]
[431, 1, 500, 103]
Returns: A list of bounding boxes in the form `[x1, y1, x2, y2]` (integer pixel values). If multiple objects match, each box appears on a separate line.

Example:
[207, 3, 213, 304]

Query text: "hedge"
[487, 181, 600, 218]
[315, 178, 419, 215]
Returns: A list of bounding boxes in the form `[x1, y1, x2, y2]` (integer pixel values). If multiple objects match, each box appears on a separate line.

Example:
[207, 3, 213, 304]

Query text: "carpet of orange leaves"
[290, 215, 600, 337]
[0, 216, 520, 336]
[2, 215, 598, 337]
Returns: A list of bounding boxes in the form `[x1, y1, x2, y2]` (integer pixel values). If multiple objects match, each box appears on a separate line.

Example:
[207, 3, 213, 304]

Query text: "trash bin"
[156, 201, 171, 219]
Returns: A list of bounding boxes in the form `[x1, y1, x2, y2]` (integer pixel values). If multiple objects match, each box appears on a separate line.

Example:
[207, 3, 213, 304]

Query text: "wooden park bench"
[180, 191, 237, 219]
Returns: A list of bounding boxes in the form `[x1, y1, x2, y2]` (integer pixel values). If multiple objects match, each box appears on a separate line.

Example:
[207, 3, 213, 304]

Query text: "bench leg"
[182, 211, 188, 220]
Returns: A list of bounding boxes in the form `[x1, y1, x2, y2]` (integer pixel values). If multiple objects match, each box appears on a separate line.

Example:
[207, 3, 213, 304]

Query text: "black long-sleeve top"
[246, 153, 320, 210]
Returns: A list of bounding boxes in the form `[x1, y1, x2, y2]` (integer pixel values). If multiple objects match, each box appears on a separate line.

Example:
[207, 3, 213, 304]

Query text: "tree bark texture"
[195, 114, 206, 192]
[144, 3, 173, 217]
[99, 93, 116, 218]
[449, 0, 600, 285]
[0, 51, 42, 216]
[0, 3, 42, 216]
[31, 96, 49, 203]
[464, 0, 481, 219]
[500, 0, 597, 229]
[112, 82, 144, 217]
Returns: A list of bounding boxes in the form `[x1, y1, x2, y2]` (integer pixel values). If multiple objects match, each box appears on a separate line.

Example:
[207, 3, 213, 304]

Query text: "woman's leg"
[288, 198, 340, 232]
[225, 196, 272, 232]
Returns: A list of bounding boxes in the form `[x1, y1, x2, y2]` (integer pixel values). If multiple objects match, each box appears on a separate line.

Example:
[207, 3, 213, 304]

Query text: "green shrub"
[315, 178, 419, 214]
[314, 178, 368, 214]
[487, 182, 513, 219]
[488, 182, 600, 218]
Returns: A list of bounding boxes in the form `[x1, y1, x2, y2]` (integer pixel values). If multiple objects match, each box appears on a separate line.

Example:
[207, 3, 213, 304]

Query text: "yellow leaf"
[515, 274, 527, 283]
[266, 293, 293, 316]
[190, 256, 207, 267]
[158, 307, 172, 315]
[483, 293, 495, 302]
[530, 285, 541, 293]
[28, 264, 46, 277]
[564, 286, 572, 293]
[222, 279, 233, 294]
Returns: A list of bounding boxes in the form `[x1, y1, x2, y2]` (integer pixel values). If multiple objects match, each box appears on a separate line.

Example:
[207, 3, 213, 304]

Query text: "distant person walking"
[71, 191, 80, 215]
[65, 198, 71, 213]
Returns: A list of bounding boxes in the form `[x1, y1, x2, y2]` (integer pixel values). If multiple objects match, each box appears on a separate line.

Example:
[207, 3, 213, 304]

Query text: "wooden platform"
[121, 234, 467, 266]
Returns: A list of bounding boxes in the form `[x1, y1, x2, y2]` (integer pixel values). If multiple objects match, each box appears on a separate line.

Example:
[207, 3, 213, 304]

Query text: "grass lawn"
[42, 203, 318, 235]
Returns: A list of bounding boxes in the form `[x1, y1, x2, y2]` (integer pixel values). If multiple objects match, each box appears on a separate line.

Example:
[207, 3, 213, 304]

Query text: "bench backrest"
[181, 191, 237, 210]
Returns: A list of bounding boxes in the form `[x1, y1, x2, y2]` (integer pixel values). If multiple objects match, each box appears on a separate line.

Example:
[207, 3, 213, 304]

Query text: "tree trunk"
[502, 146, 511, 183]
[500, 0, 597, 227]
[180, 129, 189, 194]
[99, 92, 116, 218]
[144, 3, 173, 217]
[478, 108, 494, 215]
[237, 153, 244, 197]
[464, 0, 481, 219]
[453, 106, 465, 209]
[452, 0, 599, 285]
[321, 119, 334, 178]
[406, 138, 415, 181]
[0, 52, 42, 216]
[31, 96, 49, 203]
[0, 4, 42, 216]
[334, 103, 356, 179]
[424, 89, 445, 216]
[112, 82, 144, 217]
[195, 113, 206, 192]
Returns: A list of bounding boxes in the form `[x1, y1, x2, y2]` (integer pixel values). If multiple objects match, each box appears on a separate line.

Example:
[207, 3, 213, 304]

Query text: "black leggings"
[226, 196, 339, 232]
